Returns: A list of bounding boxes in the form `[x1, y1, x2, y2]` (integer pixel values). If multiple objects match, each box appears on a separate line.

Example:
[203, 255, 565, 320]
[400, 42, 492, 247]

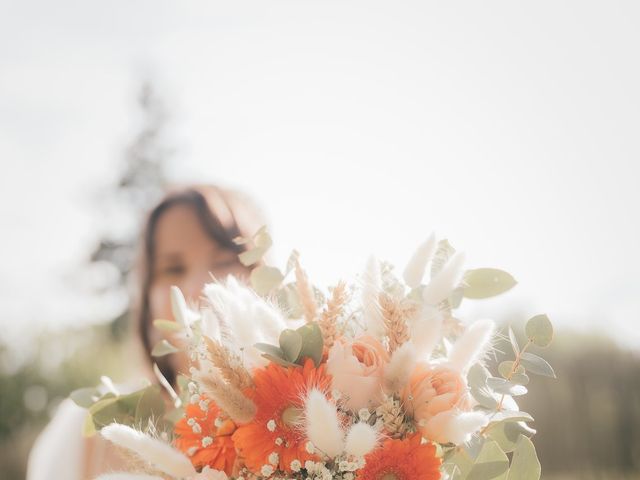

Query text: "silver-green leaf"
[463, 268, 517, 299]
[525, 314, 553, 348]
[508, 435, 541, 480]
[519, 352, 556, 378]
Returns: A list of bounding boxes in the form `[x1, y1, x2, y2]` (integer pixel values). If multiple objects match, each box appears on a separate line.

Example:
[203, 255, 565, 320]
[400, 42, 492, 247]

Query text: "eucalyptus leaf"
[279, 329, 303, 363]
[463, 268, 517, 299]
[134, 385, 165, 424]
[467, 440, 509, 480]
[468, 363, 491, 389]
[519, 353, 556, 378]
[151, 339, 180, 357]
[498, 361, 514, 379]
[70, 387, 99, 408]
[508, 435, 541, 480]
[443, 450, 474, 480]
[238, 245, 269, 267]
[295, 322, 323, 367]
[525, 314, 553, 348]
[490, 411, 534, 423]
[511, 373, 530, 385]
[250, 265, 284, 295]
[89, 397, 131, 429]
[471, 385, 499, 409]
[487, 377, 528, 396]
[261, 352, 298, 367]
[487, 421, 531, 453]
[253, 226, 273, 248]
[254, 342, 285, 358]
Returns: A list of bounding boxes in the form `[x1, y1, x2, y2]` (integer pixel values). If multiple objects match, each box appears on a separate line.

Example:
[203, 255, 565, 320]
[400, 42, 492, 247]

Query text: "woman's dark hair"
[135, 185, 263, 386]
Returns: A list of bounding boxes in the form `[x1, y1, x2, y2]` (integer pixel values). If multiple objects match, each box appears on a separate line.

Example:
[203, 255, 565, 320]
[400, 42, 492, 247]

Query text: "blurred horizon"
[1, 1, 639, 354]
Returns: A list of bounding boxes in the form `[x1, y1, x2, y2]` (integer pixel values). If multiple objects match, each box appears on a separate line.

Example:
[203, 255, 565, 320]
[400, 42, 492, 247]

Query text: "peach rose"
[401, 364, 471, 441]
[326, 335, 389, 410]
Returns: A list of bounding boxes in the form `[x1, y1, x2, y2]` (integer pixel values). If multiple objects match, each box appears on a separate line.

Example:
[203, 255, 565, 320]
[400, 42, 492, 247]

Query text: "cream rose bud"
[401, 364, 472, 441]
[326, 336, 389, 410]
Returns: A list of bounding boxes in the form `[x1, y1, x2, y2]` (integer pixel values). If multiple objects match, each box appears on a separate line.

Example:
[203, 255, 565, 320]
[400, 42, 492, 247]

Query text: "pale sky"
[1, 1, 639, 351]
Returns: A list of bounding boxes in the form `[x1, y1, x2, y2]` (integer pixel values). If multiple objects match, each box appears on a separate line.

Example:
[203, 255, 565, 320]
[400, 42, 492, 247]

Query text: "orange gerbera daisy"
[174, 396, 237, 475]
[357, 434, 441, 480]
[232, 358, 331, 475]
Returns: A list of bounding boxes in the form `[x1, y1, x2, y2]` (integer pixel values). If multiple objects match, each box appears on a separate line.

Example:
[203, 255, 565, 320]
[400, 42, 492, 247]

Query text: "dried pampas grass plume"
[100, 424, 196, 478]
[304, 389, 345, 458]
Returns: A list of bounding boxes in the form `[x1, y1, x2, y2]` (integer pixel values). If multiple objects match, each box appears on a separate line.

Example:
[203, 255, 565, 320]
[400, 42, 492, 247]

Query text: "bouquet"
[73, 229, 556, 480]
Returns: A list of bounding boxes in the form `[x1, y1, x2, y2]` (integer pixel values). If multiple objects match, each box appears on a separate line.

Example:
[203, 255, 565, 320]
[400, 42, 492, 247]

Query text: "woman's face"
[149, 203, 247, 329]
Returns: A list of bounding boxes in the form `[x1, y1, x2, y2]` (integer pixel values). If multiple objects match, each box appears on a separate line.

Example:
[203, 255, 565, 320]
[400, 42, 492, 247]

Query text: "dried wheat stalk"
[204, 336, 253, 390]
[379, 292, 415, 353]
[319, 281, 348, 349]
[295, 258, 318, 324]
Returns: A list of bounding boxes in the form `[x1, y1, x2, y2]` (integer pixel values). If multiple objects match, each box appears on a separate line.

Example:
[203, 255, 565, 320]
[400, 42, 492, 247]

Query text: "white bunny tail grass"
[344, 422, 379, 457]
[383, 342, 417, 394]
[403, 233, 437, 288]
[427, 410, 489, 445]
[448, 319, 496, 373]
[422, 252, 466, 306]
[169, 286, 196, 334]
[409, 305, 443, 360]
[304, 389, 345, 458]
[361, 256, 385, 338]
[194, 368, 257, 424]
[203, 277, 287, 366]
[100, 424, 195, 478]
[95, 475, 165, 480]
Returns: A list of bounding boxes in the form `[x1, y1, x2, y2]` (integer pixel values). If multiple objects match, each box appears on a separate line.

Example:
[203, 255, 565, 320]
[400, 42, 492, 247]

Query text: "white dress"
[27, 399, 86, 480]
[27, 374, 151, 480]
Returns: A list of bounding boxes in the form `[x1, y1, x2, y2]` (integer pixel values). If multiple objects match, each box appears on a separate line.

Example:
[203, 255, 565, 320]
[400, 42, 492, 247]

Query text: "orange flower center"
[281, 406, 303, 428]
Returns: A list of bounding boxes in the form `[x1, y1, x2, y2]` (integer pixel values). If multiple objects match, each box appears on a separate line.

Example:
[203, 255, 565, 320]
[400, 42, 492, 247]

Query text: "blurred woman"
[27, 185, 265, 480]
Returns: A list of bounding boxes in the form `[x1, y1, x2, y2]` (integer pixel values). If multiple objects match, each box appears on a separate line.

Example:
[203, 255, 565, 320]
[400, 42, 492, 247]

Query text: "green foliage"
[250, 265, 285, 295]
[525, 315, 554, 348]
[255, 322, 324, 367]
[508, 435, 541, 480]
[238, 226, 273, 266]
[79, 384, 167, 434]
[463, 268, 518, 299]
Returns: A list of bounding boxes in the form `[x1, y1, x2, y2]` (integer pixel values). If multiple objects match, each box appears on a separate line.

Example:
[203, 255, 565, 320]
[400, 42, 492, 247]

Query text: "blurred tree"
[88, 80, 174, 338]
[0, 79, 175, 480]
